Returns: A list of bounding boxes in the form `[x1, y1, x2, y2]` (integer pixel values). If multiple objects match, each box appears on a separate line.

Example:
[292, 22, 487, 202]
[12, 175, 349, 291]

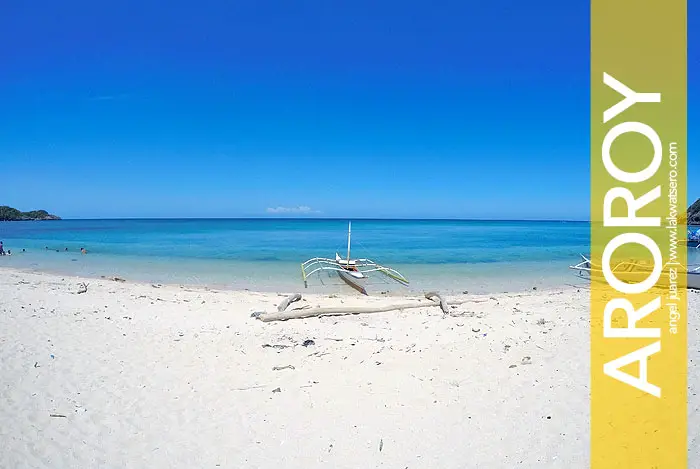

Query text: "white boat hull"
[337, 270, 368, 295]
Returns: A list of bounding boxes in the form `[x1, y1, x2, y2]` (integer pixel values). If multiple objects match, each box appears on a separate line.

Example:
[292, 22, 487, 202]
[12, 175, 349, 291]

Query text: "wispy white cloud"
[266, 205, 320, 214]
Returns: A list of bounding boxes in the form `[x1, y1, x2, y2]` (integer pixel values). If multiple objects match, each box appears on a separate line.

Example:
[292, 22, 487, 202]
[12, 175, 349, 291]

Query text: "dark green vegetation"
[0, 206, 61, 221]
[687, 198, 700, 225]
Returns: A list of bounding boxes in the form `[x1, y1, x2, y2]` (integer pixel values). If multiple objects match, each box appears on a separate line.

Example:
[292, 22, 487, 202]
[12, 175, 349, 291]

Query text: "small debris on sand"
[272, 365, 295, 371]
[262, 344, 290, 350]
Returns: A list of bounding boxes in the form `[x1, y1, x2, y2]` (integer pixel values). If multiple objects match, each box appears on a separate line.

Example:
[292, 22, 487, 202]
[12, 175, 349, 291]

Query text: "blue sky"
[0, 1, 695, 219]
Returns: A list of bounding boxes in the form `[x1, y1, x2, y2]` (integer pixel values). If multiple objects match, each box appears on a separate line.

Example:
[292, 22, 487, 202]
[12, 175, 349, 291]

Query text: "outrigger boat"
[301, 222, 409, 295]
[569, 254, 700, 290]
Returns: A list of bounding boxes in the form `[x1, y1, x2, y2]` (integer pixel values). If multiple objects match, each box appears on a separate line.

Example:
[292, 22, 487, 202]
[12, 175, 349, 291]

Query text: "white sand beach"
[1, 268, 698, 468]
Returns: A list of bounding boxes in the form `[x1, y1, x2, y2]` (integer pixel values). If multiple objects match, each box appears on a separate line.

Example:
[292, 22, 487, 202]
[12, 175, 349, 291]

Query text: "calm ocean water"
[3, 218, 693, 294]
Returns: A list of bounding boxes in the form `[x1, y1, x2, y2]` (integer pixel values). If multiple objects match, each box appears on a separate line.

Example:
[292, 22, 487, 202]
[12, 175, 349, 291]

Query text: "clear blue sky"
[0, 1, 696, 219]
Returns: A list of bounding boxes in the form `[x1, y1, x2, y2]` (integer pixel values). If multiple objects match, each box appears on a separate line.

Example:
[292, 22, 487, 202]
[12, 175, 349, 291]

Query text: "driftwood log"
[258, 291, 480, 322]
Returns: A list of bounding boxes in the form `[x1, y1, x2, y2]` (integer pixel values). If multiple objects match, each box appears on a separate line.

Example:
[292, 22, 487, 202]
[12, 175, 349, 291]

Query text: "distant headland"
[0, 206, 61, 221]
[686, 198, 700, 225]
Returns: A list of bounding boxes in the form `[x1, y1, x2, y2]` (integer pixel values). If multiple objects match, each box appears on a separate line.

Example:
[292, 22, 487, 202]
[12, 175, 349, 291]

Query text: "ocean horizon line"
[37, 216, 592, 223]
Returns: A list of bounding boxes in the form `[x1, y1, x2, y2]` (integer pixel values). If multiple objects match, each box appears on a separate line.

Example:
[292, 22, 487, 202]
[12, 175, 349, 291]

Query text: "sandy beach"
[1, 267, 698, 468]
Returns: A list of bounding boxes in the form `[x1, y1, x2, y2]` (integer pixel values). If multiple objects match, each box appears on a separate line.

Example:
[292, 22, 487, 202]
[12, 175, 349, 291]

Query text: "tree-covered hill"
[0, 206, 61, 221]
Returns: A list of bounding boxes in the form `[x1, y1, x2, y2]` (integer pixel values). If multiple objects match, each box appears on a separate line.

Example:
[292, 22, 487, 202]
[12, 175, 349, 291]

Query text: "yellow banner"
[591, 0, 687, 467]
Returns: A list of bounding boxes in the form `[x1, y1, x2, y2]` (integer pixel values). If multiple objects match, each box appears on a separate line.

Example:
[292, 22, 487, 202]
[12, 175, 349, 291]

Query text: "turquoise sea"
[2, 219, 695, 293]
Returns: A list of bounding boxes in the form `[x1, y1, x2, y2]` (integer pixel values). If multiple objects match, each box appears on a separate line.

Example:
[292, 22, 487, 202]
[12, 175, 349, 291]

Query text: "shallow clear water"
[2, 218, 692, 294]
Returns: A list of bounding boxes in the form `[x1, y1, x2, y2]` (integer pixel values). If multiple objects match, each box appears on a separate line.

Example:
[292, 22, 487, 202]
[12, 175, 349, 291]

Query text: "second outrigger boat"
[301, 222, 409, 295]
[569, 254, 700, 290]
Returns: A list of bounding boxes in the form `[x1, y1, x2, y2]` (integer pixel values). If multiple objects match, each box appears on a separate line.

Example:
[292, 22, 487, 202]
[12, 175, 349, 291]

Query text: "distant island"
[686, 198, 700, 225]
[0, 206, 61, 221]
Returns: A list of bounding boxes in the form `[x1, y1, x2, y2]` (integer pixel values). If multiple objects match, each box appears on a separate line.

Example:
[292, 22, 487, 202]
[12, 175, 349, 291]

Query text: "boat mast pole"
[347, 221, 352, 263]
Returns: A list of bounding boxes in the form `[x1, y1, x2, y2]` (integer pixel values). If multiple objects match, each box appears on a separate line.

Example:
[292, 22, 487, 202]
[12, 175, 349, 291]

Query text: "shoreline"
[0, 264, 577, 298]
[1, 268, 697, 468]
[0, 255, 582, 296]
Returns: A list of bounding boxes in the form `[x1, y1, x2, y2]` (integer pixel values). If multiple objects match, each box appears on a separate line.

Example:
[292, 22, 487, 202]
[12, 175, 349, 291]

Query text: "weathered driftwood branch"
[277, 293, 302, 312]
[257, 292, 479, 322]
[424, 291, 447, 313]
